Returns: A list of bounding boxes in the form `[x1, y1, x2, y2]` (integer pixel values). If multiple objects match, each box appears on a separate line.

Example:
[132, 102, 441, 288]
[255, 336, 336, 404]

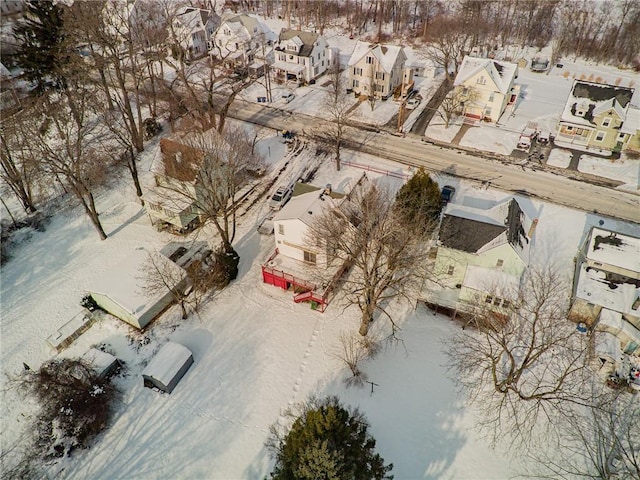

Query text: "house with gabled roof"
[426, 198, 533, 314]
[452, 56, 519, 124]
[262, 174, 368, 311]
[172, 6, 220, 60]
[556, 80, 636, 155]
[347, 41, 408, 100]
[272, 29, 334, 83]
[210, 13, 273, 74]
[569, 228, 640, 360]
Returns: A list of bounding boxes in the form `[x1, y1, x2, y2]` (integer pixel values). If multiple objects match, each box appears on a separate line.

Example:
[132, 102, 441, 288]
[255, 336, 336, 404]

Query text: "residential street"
[227, 96, 640, 224]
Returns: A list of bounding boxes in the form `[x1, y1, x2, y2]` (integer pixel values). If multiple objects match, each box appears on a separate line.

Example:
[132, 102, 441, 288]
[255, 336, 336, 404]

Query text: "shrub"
[268, 396, 393, 480]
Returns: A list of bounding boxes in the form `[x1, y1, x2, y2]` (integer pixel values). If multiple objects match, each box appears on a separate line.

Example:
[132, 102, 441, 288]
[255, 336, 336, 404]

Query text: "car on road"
[282, 93, 295, 103]
[269, 185, 293, 210]
[441, 185, 456, 206]
[537, 130, 551, 145]
[406, 97, 421, 109]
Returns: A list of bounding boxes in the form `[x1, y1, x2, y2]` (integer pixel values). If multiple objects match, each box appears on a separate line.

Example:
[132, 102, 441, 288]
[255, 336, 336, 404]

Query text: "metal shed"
[142, 342, 194, 393]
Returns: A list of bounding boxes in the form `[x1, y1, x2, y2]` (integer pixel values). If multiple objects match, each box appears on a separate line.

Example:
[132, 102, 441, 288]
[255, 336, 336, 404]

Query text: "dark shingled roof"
[439, 215, 505, 253]
[572, 81, 634, 109]
[278, 29, 319, 57]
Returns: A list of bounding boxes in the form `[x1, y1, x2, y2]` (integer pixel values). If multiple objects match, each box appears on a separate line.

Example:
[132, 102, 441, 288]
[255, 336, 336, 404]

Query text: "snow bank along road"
[227, 97, 640, 224]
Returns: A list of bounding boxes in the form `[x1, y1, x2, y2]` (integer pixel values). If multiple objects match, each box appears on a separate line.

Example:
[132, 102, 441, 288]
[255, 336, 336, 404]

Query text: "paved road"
[227, 97, 640, 224]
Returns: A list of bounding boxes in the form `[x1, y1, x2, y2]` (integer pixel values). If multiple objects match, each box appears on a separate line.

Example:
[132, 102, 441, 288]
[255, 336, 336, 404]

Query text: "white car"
[282, 93, 295, 104]
[406, 98, 421, 109]
[269, 185, 293, 210]
[537, 130, 550, 144]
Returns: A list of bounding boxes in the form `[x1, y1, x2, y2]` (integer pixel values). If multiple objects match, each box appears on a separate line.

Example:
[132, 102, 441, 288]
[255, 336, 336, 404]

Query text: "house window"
[493, 297, 501, 306]
[366, 56, 373, 64]
[488, 92, 495, 102]
[304, 251, 317, 264]
[375, 71, 385, 80]
[485, 295, 493, 304]
[289, 55, 294, 60]
[496, 259, 504, 267]
[502, 300, 511, 309]
[602, 117, 611, 128]
[375, 84, 384, 92]
[595, 131, 605, 142]
[278, 224, 284, 235]
[484, 107, 492, 116]
[354, 67, 362, 76]
[476, 76, 486, 85]
[353, 79, 359, 88]
[618, 132, 626, 141]
[447, 265, 455, 275]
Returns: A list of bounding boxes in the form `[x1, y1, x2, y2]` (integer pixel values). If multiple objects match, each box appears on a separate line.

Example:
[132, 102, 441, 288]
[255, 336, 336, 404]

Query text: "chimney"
[324, 184, 332, 196]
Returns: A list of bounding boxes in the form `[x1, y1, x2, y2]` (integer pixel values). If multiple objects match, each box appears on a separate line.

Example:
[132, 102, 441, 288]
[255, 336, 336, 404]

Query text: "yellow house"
[427, 198, 532, 314]
[556, 80, 635, 155]
[452, 56, 519, 124]
[347, 41, 408, 100]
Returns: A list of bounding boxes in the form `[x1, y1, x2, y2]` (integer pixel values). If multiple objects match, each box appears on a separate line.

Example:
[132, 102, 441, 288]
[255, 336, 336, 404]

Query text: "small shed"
[82, 348, 120, 378]
[142, 342, 194, 393]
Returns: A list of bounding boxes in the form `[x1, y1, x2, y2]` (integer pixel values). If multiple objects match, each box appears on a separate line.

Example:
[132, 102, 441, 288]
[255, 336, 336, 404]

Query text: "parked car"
[406, 98, 421, 109]
[269, 185, 293, 210]
[537, 130, 550, 145]
[282, 93, 295, 103]
[441, 185, 456, 206]
[517, 135, 532, 151]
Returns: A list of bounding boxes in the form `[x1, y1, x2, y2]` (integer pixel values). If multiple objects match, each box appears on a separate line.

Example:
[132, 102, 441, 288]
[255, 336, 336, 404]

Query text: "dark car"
[441, 185, 456, 205]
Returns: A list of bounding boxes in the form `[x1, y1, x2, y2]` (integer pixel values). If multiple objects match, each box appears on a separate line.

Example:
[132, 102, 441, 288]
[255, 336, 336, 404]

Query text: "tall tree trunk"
[127, 146, 144, 202]
[359, 304, 375, 336]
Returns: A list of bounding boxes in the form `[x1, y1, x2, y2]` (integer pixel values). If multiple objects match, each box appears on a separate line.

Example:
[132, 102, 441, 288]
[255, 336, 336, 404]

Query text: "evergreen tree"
[13, 0, 67, 92]
[270, 396, 393, 480]
[395, 167, 442, 235]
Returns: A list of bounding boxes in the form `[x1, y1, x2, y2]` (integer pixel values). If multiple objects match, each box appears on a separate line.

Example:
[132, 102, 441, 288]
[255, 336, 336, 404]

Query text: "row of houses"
[449, 56, 640, 154]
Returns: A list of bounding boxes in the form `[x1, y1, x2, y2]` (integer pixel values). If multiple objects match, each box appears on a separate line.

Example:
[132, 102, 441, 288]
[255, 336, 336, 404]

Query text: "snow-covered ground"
[2, 121, 639, 478]
[579, 153, 640, 190]
[547, 148, 573, 168]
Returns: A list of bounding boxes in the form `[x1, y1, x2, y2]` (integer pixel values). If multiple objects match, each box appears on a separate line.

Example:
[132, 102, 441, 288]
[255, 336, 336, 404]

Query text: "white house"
[452, 56, 519, 123]
[347, 41, 408, 100]
[210, 13, 273, 73]
[172, 6, 220, 60]
[427, 198, 533, 314]
[570, 228, 640, 357]
[272, 29, 333, 83]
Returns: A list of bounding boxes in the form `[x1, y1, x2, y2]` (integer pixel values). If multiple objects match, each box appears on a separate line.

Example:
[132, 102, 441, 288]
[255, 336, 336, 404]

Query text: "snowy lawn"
[547, 148, 573, 169]
[578, 154, 640, 191]
[459, 125, 521, 155]
[424, 118, 462, 143]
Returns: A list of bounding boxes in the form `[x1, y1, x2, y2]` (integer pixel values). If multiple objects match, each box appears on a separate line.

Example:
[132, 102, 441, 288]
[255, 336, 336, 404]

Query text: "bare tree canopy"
[446, 267, 593, 448]
[309, 178, 433, 337]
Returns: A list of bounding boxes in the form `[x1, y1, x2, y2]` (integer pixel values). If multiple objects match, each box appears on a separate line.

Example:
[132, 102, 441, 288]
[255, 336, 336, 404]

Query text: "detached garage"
[142, 342, 194, 393]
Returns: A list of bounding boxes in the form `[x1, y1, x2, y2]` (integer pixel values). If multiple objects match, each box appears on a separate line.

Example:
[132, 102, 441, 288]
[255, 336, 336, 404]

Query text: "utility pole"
[261, 32, 272, 102]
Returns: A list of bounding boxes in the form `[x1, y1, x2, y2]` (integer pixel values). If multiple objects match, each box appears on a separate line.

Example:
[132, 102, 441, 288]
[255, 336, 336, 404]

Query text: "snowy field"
[2, 122, 639, 478]
[547, 148, 573, 169]
[579, 153, 640, 190]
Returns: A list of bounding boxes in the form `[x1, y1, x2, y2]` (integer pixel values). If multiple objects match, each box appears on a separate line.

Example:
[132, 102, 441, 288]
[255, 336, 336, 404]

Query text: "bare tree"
[335, 330, 381, 388]
[141, 251, 191, 320]
[321, 62, 355, 171]
[309, 179, 433, 337]
[445, 266, 593, 448]
[31, 87, 113, 241]
[532, 389, 640, 479]
[434, 85, 475, 128]
[159, 125, 264, 283]
[0, 112, 40, 214]
[422, 16, 472, 82]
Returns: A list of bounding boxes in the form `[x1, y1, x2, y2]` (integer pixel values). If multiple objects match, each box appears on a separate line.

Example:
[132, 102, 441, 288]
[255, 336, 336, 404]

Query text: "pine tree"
[395, 167, 442, 235]
[270, 396, 393, 480]
[13, 0, 67, 92]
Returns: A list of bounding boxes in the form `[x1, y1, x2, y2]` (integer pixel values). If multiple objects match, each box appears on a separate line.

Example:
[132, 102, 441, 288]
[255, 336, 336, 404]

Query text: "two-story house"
[347, 41, 408, 100]
[556, 80, 636, 154]
[569, 228, 640, 369]
[452, 56, 519, 124]
[426, 198, 533, 315]
[210, 13, 273, 74]
[144, 137, 206, 234]
[272, 29, 334, 84]
[172, 6, 220, 60]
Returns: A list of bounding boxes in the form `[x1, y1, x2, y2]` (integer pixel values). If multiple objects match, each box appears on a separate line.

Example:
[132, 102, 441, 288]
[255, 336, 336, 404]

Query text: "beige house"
[272, 29, 334, 84]
[425, 198, 533, 315]
[452, 56, 519, 124]
[556, 80, 636, 155]
[347, 41, 408, 100]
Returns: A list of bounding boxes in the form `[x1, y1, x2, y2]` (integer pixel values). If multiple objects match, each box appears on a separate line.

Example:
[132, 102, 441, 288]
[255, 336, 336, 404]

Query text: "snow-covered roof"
[82, 348, 118, 378]
[87, 248, 185, 322]
[454, 56, 518, 94]
[560, 80, 635, 127]
[594, 331, 622, 362]
[574, 263, 640, 317]
[462, 265, 519, 297]
[597, 309, 640, 344]
[277, 29, 320, 57]
[142, 342, 193, 386]
[218, 13, 271, 41]
[621, 106, 640, 135]
[174, 7, 215, 33]
[347, 41, 406, 73]
[273, 186, 341, 227]
[271, 61, 305, 73]
[586, 228, 640, 275]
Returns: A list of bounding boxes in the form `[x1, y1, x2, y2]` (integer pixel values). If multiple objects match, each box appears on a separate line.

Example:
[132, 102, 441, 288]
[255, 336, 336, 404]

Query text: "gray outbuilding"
[142, 342, 194, 393]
